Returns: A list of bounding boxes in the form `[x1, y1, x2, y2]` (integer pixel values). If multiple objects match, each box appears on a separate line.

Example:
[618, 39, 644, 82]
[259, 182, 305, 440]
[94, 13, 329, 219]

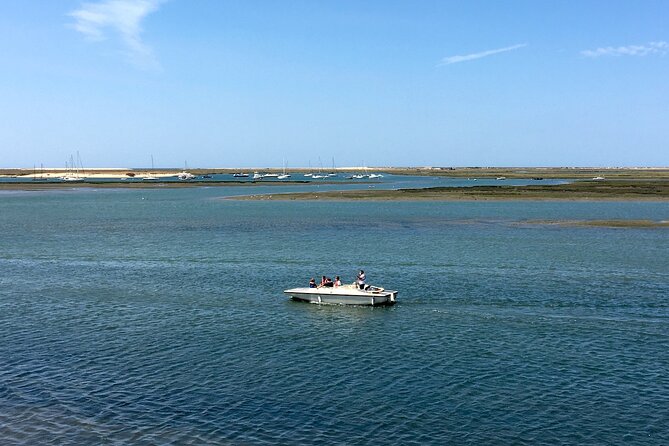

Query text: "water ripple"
[2, 194, 669, 444]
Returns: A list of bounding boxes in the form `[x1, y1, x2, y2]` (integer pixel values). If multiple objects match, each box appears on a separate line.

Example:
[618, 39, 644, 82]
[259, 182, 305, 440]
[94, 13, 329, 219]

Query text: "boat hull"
[283, 286, 398, 306]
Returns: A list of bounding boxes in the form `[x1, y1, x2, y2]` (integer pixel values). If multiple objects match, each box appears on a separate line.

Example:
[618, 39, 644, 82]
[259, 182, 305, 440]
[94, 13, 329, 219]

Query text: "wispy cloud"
[69, 0, 164, 69]
[439, 43, 528, 66]
[581, 41, 668, 58]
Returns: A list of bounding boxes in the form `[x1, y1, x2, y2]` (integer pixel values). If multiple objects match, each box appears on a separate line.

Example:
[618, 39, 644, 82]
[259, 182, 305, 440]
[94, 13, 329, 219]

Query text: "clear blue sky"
[1, 0, 667, 168]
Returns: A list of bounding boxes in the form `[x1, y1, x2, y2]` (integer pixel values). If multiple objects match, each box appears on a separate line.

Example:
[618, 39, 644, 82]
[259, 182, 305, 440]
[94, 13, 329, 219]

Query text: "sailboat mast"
[76, 151, 85, 176]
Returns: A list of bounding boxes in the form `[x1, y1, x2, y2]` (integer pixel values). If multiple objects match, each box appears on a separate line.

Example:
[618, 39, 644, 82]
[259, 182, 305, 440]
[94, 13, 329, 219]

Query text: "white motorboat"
[233, 172, 249, 177]
[253, 172, 264, 179]
[177, 161, 196, 180]
[61, 175, 84, 182]
[592, 176, 605, 180]
[283, 284, 398, 306]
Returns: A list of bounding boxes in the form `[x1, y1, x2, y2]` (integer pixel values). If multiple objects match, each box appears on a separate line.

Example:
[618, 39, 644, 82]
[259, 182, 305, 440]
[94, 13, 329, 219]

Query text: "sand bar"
[230, 180, 669, 202]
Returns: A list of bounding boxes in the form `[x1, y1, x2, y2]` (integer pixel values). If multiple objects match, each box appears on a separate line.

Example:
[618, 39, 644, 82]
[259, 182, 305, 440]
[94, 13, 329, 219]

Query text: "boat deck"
[283, 284, 398, 306]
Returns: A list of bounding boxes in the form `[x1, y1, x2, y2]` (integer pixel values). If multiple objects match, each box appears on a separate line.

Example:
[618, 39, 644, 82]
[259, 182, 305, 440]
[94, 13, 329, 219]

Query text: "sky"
[0, 0, 667, 168]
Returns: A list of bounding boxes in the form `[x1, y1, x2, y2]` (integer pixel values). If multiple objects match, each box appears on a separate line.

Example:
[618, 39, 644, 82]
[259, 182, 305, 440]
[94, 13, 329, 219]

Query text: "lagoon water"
[1, 183, 668, 445]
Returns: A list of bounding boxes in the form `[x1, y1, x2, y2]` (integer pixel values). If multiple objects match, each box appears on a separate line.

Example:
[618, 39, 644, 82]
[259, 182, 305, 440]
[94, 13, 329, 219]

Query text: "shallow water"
[1, 187, 668, 444]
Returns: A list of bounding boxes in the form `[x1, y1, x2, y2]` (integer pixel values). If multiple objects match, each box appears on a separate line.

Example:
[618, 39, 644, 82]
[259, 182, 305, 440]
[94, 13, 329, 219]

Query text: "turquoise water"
[1, 186, 668, 444]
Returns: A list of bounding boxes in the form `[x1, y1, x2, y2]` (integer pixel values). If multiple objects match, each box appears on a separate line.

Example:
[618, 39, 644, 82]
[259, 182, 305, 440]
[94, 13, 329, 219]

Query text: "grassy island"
[232, 180, 669, 202]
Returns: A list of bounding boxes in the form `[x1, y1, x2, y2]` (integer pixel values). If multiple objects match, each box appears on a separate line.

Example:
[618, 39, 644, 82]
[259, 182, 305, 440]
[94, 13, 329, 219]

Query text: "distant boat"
[327, 157, 337, 177]
[177, 161, 195, 180]
[496, 177, 507, 180]
[304, 160, 314, 177]
[314, 157, 326, 178]
[142, 155, 159, 181]
[592, 176, 605, 180]
[60, 154, 84, 182]
[277, 159, 291, 180]
[369, 173, 383, 179]
[233, 172, 249, 177]
[32, 163, 47, 181]
[253, 172, 264, 180]
[263, 173, 280, 178]
[61, 175, 83, 182]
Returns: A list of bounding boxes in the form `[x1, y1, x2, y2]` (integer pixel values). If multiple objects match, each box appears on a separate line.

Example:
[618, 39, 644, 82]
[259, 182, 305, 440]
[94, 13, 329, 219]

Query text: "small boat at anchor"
[177, 170, 195, 180]
[283, 284, 398, 306]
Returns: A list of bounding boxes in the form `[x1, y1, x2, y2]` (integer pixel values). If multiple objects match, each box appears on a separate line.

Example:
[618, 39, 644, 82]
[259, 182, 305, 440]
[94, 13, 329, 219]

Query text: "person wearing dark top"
[309, 278, 317, 288]
[318, 276, 333, 288]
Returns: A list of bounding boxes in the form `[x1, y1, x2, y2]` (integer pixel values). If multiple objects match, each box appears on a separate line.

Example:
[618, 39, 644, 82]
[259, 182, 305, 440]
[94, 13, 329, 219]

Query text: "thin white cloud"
[69, 0, 163, 69]
[581, 41, 668, 58]
[439, 43, 528, 66]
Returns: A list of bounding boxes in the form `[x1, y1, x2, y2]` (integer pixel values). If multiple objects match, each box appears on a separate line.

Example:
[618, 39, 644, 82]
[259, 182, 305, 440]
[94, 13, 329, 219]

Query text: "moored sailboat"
[277, 159, 291, 180]
[142, 155, 159, 180]
[60, 154, 85, 182]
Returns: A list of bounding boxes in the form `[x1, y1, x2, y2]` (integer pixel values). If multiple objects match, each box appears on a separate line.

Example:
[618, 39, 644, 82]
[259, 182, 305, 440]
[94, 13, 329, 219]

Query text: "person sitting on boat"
[309, 278, 317, 288]
[357, 270, 366, 290]
[334, 276, 342, 287]
[317, 276, 333, 288]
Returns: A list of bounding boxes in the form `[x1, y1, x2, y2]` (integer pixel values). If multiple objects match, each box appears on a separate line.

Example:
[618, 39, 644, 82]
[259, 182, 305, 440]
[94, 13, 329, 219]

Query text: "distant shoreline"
[2, 167, 669, 180]
[0, 180, 352, 190]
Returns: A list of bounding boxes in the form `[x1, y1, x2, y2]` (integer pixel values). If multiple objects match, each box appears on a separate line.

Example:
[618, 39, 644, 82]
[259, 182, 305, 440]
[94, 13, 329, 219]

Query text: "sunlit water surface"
[1, 185, 668, 445]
